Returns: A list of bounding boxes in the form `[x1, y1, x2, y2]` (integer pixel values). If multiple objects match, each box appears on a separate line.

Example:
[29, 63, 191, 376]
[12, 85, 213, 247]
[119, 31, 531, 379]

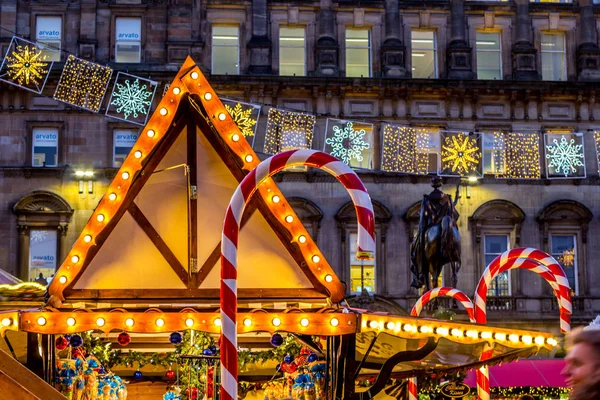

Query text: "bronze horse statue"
[410, 178, 461, 290]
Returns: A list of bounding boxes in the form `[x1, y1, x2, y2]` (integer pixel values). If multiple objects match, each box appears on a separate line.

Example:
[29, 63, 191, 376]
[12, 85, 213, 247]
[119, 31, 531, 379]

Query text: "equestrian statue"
[410, 177, 461, 291]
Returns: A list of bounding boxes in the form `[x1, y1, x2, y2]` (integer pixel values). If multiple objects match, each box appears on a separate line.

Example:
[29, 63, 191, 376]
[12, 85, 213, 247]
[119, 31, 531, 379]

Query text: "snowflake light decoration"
[225, 103, 257, 137]
[111, 78, 153, 119]
[6, 44, 48, 86]
[545, 136, 584, 177]
[325, 121, 371, 165]
[441, 132, 481, 175]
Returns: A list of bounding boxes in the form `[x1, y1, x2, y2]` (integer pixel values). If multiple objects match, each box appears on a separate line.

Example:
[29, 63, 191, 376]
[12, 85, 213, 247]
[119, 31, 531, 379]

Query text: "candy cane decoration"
[220, 150, 375, 400]
[408, 287, 475, 400]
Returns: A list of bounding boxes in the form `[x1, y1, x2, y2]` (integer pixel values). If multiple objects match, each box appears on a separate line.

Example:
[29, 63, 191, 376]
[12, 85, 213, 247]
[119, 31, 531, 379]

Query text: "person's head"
[38, 273, 43, 278]
[562, 327, 600, 398]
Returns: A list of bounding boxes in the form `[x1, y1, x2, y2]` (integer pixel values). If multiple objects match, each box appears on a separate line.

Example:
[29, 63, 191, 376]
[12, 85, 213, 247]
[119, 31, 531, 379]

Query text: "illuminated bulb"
[547, 338, 558, 347]
[522, 335, 533, 345]
[84, 235, 92, 243]
[204, 93, 212, 101]
[330, 318, 339, 327]
[134, 150, 142, 159]
[386, 322, 395, 330]
[37, 317, 46, 326]
[451, 329, 463, 337]
[300, 318, 309, 327]
[466, 330, 478, 339]
[159, 107, 168, 116]
[272, 317, 281, 327]
[324, 274, 333, 283]
[218, 113, 226, 121]
[245, 154, 253, 163]
[1, 318, 11, 327]
[534, 336, 545, 346]
[272, 195, 280, 203]
[285, 215, 294, 223]
[97, 214, 105, 222]
[369, 321, 378, 329]
[436, 327, 449, 336]
[420, 326, 433, 334]
[173, 87, 181, 95]
[121, 172, 130, 180]
[191, 71, 199, 79]
[59, 276, 67, 284]
[403, 324, 413, 332]
[67, 318, 76, 327]
[243, 318, 252, 327]
[156, 318, 165, 327]
[214, 318, 221, 327]
[185, 318, 194, 327]
[495, 332, 506, 341]
[232, 134, 240, 142]
[147, 129, 155, 138]
[96, 318, 105, 327]
[312, 255, 320, 263]
[108, 193, 117, 201]
[71, 255, 79, 263]
[509, 334, 519, 343]
[481, 331, 493, 340]
[126, 318, 134, 327]
[298, 235, 307, 244]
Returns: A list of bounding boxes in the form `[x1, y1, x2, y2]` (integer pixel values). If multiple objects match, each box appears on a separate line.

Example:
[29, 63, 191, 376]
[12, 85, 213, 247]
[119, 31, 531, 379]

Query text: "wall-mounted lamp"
[75, 170, 95, 195]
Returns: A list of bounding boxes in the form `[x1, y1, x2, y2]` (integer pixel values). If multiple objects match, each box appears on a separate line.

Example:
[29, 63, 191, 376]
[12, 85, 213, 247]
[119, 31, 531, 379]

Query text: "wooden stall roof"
[45, 57, 345, 309]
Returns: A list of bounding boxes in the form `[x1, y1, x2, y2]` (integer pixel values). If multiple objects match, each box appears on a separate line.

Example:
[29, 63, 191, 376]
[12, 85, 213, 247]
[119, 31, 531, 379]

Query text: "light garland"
[106, 72, 157, 125]
[381, 125, 429, 174]
[494, 132, 541, 179]
[222, 99, 260, 137]
[53, 55, 112, 112]
[264, 108, 315, 155]
[324, 119, 373, 167]
[440, 131, 482, 176]
[544, 133, 585, 178]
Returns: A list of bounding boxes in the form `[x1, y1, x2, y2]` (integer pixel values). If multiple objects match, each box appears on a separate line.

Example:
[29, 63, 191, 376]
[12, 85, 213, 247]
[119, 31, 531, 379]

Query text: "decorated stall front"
[0, 59, 567, 400]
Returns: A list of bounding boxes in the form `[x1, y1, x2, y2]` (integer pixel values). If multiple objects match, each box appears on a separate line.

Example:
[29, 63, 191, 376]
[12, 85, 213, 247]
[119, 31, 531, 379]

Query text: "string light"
[58, 276, 67, 284]
[67, 317, 76, 326]
[53, 55, 112, 113]
[190, 71, 199, 79]
[83, 235, 92, 242]
[272, 317, 281, 327]
[204, 93, 212, 101]
[159, 107, 168, 116]
[243, 318, 252, 327]
[147, 129, 155, 138]
[71, 255, 79, 263]
[1, 318, 11, 327]
[311, 255, 320, 263]
[108, 193, 117, 201]
[244, 155, 253, 163]
[37, 317, 46, 326]
[386, 322, 395, 330]
[121, 172, 130, 180]
[264, 108, 315, 155]
[156, 318, 165, 327]
[218, 112, 226, 121]
[285, 215, 294, 223]
[298, 235, 307, 243]
[330, 318, 339, 327]
[381, 125, 429, 174]
[172, 87, 181, 95]
[231, 133, 240, 142]
[595, 131, 600, 173]
[96, 318, 105, 327]
[271, 195, 280, 203]
[96, 214, 105, 222]
[300, 318, 309, 327]
[495, 132, 541, 179]
[214, 318, 221, 327]
[324, 274, 333, 282]
[369, 321, 378, 329]
[134, 150, 142, 159]
[126, 318, 135, 327]
[185, 318, 194, 327]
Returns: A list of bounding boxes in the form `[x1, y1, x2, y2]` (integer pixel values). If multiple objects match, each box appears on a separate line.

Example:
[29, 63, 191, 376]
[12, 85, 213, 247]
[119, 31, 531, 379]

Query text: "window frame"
[540, 32, 567, 81]
[279, 26, 307, 76]
[211, 25, 240, 75]
[484, 234, 511, 296]
[114, 16, 143, 63]
[550, 234, 579, 295]
[35, 15, 62, 62]
[475, 31, 502, 80]
[345, 28, 371, 78]
[112, 129, 140, 168]
[349, 231, 376, 294]
[411, 30, 438, 79]
[26, 121, 65, 168]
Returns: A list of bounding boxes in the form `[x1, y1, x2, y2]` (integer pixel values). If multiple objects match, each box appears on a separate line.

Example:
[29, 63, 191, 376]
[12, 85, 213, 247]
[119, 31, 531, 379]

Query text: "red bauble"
[300, 347, 311, 356]
[280, 361, 298, 374]
[55, 336, 69, 350]
[117, 332, 131, 346]
[187, 387, 198, 400]
[165, 370, 175, 380]
[72, 347, 86, 359]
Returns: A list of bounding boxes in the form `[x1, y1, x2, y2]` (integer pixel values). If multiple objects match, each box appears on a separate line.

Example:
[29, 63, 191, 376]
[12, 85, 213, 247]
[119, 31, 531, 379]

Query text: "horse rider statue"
[410, 177, 462, 291]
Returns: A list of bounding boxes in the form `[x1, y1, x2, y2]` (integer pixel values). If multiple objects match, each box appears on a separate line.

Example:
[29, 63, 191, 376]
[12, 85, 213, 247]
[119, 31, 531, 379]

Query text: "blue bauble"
[270, 333, 283, 347]
[284, 355, 293, 364]
[133, 370, 143, 380]
[169, 332, 183, 345]
[209, 345, 217, 353]
[307, 353, 318, 363]
[203, 348, 214, 356]
[69, 334, 83, 349]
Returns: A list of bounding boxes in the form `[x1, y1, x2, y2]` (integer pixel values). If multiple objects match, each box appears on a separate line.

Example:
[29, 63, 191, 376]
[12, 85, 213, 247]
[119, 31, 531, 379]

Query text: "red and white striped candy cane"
[220, 150, 375, 400]
[408, 287, 475, 400]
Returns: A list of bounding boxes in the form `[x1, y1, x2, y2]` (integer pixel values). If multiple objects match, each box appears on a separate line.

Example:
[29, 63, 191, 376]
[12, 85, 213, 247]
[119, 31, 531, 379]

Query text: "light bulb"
[509, 334, 519, 343]
[108, 193, 117, 201]
[436, 327, 449, 336]
[300, 318, 309, 327]
[272, 195, 280, 203]
[330, 318, 339, 327]
[369, 321, 378, 329]
[37, 317, 46, 326]
[126, 318, 135, 327]
[272, 317, 281, 327]
[71, 255, 79, 263]
[121, 172, 130, 180]
[59, 276, 67, 284]
[245, 154, 253, 163]
[285, 215, 294, 223]
[173, 87, 181, 95]
[232, 134, 240, 142]
[451, 328, 463, 337]
[134, 151, 142, 159]
[156, 318, 165, 327]
[420, 326, 433, 334]
[147, 129, 155, 138]
[386, 322, 395, 330]
[97, 214, 105, 222]
[159, 108, 168, 116]
[214, 318, 221, 327]
[96, 318, 105, 327]
[204, 93, 212, 101]
[67, 318, 76, 326]
[185, 318, 194, 327]
[404, 324, 414, 332]
[1, 318, 11, 327]
[534, 336, 545, 346]
[218, 113, 226, 121]
[481, 331, 493, 340]
[191, 71, 199, 79]
[495, 332, 506, 341]
[312, 255, 320, 263]
[243, 318, 252, 327]
[522, 335, 532, 345]
[84, 235, 92, 243]
[324, 274, 333, 283]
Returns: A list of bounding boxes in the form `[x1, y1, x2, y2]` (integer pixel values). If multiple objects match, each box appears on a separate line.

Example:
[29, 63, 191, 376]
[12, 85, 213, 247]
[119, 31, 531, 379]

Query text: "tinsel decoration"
[117, 332, 131, 346]
[169, 332, 183, 345]
[0, 36, 53, 94]
[263, 108, 315, 155]
[69, 334, 83, 349]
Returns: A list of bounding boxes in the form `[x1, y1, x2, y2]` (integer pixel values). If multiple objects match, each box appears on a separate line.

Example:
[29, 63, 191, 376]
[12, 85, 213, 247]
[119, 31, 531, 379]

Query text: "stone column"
[577, 0, 600, 81]
[248, 0, 272, 74]
[315, 0, 340, 76]
[512, 0, 539, 80]
[446, 0, 474, 79]
[381, 0, 408, 77]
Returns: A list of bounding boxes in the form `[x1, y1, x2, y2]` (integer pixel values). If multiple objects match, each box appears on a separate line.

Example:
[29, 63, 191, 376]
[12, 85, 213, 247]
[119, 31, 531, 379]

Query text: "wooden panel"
[0, 373, 38, 400]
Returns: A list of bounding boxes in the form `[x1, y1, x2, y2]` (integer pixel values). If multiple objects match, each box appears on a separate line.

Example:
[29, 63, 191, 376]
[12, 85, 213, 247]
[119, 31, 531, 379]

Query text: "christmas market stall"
[0, 58, 564, 400]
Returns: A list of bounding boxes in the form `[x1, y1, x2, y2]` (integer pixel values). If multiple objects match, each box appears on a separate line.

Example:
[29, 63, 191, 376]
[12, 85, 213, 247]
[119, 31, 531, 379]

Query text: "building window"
[411, 30, 437, 79]
[115, 17, 141, 63]
[345, 29, 371, 77]
[349, 232, 376, 294]
[482, 131, 505, 174]
[280, 27, 306, 76]
[212, 26, 239, 75]
[485, 235, 510, 296]
[417, 129, 441, 173]
[541, 33, 566, 81]
[476, 32, 502, 80]
[113, 129, 139, 167]
[29, 229, 57, 283]
[551, 235, 578, 294]
[36, 16, 61, 61]
[32, 127, 58, 167]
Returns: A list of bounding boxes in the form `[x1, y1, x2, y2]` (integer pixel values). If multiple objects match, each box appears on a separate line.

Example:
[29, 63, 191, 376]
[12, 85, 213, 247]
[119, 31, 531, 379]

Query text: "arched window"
[12, 191, 73, 282]
[287, 197, 323, 241]
[469, 200, 525, 298]
[537, 200, 592, 296]
[336, 200, 392, 295]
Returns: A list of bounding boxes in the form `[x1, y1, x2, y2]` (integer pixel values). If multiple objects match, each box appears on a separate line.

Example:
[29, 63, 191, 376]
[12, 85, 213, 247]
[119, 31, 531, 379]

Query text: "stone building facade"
[1, 0, 600, 335]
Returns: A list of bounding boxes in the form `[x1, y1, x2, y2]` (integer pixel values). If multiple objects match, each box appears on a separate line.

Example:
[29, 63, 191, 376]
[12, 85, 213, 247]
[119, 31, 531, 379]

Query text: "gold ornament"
[559, 248, 575, 268]
[225, 103, 257, 137]
[6, 44, 48, 86]
[441, 132, 481, 175]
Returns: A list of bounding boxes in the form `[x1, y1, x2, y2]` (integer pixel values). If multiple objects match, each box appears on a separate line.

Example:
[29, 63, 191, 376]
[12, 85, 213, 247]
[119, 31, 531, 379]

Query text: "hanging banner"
[381, 124, 429, 174]
[105, 71, 157, 125]
[0, 36, 53, 94]
[544, 132, 586, 179]
[324, 118, 374, 169]
[263, 108, 315, 155]
[438, 131, 483, 178]
[221, 98, 261, 139]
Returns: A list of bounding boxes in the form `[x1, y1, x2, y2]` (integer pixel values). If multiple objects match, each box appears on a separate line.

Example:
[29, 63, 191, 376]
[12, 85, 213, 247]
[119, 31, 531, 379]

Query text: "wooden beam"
[128, 202, 189, 286]
[187, 114, 198, 287]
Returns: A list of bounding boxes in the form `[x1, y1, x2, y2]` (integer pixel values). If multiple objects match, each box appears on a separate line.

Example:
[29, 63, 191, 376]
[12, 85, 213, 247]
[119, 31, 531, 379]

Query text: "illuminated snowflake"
[225, 103, 257, 137]
[546, 136, 584, 177]
[110, 78, 153, 119]
[6, 44, 48, 86]
[325, 122, 370, 165]
[441, 133, 481, 175]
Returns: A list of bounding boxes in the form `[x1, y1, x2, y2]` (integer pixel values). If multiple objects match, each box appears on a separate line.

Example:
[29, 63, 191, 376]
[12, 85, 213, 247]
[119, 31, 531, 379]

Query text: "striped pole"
[409, 287, 475, 400]
[220, 150, 376, 400]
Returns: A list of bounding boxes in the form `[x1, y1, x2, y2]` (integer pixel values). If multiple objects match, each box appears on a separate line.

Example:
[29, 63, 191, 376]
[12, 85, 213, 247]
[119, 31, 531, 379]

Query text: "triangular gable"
[47, 57, 344, 307]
